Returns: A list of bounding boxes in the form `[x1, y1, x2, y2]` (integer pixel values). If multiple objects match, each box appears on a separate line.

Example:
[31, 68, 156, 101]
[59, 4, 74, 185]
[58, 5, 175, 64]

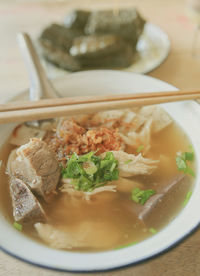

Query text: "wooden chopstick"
[0, 89, 200, 112]
[0, 90, 199, 124]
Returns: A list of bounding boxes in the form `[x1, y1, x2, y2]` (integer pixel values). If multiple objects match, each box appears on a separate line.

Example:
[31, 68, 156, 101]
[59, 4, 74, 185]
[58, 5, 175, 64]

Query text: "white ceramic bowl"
[1, 70, 200, 273]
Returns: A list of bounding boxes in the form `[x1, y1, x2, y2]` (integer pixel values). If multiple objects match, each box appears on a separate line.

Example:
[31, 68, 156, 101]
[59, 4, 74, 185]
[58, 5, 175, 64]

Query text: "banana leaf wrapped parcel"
[39, 8, 146, 71]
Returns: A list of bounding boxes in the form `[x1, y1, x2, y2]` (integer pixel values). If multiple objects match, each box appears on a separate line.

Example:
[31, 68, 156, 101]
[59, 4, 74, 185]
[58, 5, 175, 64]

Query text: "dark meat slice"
[64, 10, 91, 31]
[9, 177, 46, 223]
[85, 8, 146, 48]
[40, 40, 81, 72]
[40, 23, 81, 51]
[124, 174, 192, 228]
[11, 138, 60, 200]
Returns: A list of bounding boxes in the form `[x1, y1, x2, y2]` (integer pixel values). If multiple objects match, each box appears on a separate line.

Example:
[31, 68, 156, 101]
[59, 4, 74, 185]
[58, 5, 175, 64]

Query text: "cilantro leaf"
[131, 188, 156, 205]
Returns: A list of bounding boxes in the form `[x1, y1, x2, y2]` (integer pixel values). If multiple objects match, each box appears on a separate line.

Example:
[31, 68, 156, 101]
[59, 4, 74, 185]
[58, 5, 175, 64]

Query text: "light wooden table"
[0, 0, 200, 275]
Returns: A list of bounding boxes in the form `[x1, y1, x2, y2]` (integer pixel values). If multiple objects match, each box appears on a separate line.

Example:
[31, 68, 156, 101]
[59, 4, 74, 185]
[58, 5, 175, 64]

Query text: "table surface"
[0, 0, 200, 275]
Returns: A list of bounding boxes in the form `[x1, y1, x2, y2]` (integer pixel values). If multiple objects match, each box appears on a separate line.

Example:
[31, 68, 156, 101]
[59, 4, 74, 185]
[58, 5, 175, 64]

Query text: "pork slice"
[108, 151, 159, 177]
[11, 138, 60, 199]
[9, 176, 46, 223]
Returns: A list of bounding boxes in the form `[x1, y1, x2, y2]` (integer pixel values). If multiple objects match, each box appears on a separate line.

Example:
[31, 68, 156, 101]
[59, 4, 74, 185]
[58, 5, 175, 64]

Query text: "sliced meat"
[9, 177, 46, 223]
[138, 174, 191, 227]
[124, 174, 191, 228]
[10, 124, 46, 146]
[11, 138, 60, 200]
[107, 151, 159, 177]
[35, 220, 119, 249]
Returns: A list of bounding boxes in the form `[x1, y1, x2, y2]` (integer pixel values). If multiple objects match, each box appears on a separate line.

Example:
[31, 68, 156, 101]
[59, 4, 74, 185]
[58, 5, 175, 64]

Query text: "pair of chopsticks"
[0, 89, 199, 124]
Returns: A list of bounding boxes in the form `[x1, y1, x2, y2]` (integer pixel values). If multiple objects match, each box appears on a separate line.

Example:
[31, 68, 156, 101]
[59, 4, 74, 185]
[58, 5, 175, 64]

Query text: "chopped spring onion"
[176, 150, 195, 177]
[136, 145, 144, 153]
[124, 159, 132, 165]
[131, 187, 156, 205]
[183, 191, 192, 206]
[13, 222, 22, 231]
[115, 241, 137, 250]
[61, 151, 119, 192]
[149, 228, 157, 234]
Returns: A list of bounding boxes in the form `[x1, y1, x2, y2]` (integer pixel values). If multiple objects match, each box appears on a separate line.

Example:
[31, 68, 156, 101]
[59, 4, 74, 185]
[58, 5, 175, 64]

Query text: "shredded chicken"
[60, 178, 116, 201]
[104, 150, 159, 177]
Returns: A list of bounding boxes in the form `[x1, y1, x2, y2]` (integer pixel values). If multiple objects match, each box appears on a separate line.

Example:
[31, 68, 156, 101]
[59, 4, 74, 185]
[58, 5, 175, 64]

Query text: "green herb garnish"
[183, 191, 192, 206]
[124, 159, 132, 165]
[176, 150, 195, 177]
[136, 145, 144, 153]
[149, 228, 157, 234]
[131, 187, 156, 205]
[13, 222, 22, 231]
[61, 151, 119, 192]
[115, 241, 137, 250]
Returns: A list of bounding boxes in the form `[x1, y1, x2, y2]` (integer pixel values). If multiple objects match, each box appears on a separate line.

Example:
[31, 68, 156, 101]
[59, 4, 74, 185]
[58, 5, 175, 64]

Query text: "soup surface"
[0, 106, 195, 251]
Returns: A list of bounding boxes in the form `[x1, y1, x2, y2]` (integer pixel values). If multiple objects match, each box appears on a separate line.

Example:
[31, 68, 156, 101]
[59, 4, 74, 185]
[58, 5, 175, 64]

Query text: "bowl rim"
[1, 70, 200, 273]
[1, 225, 200, 274]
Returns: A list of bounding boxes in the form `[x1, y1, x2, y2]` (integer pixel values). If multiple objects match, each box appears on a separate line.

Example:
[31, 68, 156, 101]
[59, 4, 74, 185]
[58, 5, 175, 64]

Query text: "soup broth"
[0, 107, 195, 251]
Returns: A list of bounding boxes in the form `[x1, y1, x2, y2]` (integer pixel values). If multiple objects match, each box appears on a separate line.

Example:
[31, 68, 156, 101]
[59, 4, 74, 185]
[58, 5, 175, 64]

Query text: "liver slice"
[124, 174, 191, 228]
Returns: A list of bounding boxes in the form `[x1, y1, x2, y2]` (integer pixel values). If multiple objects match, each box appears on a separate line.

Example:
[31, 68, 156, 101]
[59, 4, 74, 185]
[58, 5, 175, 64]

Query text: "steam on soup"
[0, 105, 195, 251]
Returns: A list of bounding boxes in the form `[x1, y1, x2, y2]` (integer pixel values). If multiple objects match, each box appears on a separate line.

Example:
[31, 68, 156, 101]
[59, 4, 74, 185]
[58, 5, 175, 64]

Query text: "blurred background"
[1, 0, 200, 100]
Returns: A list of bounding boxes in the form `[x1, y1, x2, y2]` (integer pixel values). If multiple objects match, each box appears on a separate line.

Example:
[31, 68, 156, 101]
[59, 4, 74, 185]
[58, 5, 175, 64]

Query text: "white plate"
[1, 71, 200, 273]
[41, 23, 170, 79]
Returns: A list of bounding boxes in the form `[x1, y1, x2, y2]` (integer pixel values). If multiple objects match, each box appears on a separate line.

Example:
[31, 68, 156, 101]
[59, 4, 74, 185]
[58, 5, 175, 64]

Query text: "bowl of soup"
[0, 70, 200, 272]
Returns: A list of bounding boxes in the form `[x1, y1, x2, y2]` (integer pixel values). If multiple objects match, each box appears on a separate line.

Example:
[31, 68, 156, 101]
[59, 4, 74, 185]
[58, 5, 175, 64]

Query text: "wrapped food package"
[64, 10, 91, 31]
[40, 40, 81, 72]
[39, 8, 146, 71]
[40, 23, 82, 51]
[85, 8, 146, 48]
[70, 34, 134, 68]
